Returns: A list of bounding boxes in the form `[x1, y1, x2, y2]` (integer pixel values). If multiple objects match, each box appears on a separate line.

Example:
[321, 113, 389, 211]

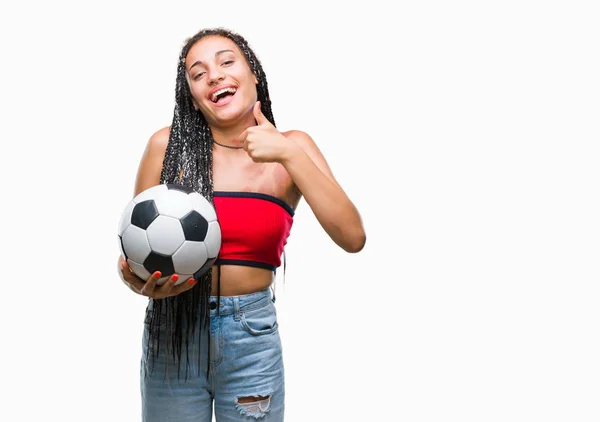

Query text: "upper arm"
[133, 126, 171, 197]
[283, 130, 341, 190]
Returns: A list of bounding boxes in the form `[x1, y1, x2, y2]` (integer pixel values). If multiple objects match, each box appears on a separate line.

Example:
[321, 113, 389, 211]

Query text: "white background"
[1, 0, 599, 421]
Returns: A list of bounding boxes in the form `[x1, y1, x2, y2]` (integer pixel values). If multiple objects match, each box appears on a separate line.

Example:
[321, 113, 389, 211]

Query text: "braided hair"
[143, 27, 276, 380]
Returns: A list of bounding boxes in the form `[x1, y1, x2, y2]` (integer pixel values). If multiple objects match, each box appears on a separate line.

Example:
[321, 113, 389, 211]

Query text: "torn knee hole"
[236, 395, 272, 417]
[238, 395, 270, 404]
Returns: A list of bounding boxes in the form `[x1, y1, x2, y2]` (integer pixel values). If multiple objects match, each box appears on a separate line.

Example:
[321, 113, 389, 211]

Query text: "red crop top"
[212, 191, 294, 271]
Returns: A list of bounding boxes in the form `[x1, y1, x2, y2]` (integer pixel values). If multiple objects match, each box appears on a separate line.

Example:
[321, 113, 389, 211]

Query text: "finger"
[141, 271, 161, 296]
[119, 255, 127, 272]
[171, 276, 198, 296]
[158, 274, 180, 295]
[121, 257, 133, 274]
[121, 260, 145, 291]
[233, 129, 248, 146]
[124, 273, 145, 293]
[253, 101, 268, 125]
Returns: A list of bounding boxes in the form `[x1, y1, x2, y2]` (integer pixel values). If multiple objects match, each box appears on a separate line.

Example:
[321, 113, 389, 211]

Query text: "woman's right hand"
[117, 255, 197, 299]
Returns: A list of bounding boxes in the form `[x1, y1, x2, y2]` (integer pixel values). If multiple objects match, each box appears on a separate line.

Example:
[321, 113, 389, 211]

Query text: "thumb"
[253, 101, 268, 125]
[233, 128, 248, 145]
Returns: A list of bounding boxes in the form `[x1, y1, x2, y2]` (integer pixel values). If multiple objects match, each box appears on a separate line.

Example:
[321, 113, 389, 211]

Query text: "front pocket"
[240, 304, 279, 336]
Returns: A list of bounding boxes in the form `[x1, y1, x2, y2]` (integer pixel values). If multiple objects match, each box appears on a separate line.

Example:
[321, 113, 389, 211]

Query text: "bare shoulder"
[148, 126, 171, 153]
[134, 126, 171, 196]
[282, 129, 331, 168]
[282, 129, 318, 151]
[281, 129, 341, 189]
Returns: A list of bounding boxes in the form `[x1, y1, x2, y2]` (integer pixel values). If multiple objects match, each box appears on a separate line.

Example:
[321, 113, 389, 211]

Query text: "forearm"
[282, 146, 365, 252]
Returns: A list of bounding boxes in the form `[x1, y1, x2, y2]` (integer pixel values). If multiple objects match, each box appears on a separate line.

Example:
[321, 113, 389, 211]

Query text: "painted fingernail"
[172, 274, 179, 282]
[153, 271, 161, 278]
[188, 278, 197, 285]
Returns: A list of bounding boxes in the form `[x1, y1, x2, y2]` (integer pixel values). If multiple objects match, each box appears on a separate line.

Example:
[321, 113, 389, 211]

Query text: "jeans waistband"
[209, 287, 274, 316]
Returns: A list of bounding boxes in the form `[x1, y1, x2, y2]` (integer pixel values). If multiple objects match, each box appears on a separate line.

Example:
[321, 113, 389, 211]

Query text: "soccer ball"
[117, 184, 221, 286]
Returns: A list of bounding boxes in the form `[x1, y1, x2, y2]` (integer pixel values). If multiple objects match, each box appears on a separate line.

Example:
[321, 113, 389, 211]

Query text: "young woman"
[118, 27, 366, 421]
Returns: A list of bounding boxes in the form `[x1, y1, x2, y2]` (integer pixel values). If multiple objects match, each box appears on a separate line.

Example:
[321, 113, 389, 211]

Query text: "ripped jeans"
[140, 287, 285, 421]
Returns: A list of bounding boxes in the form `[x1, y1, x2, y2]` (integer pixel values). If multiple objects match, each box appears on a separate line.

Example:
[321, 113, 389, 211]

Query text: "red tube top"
[213, 191, 294, 271]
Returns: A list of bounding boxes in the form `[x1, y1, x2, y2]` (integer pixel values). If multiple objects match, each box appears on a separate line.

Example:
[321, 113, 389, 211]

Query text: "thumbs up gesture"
[234, 101, 295, 163]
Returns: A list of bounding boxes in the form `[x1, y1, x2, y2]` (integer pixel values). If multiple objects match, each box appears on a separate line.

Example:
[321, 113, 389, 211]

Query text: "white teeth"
[211, 87, 237, 102]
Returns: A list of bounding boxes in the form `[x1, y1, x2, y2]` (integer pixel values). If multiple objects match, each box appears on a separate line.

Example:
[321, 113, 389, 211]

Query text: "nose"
[207, 68, 225, 86]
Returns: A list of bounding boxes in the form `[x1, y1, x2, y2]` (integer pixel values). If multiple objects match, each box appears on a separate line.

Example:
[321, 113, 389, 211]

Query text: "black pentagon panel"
[194, 257, 217, 280]
[180, 210, 209, 241]
[143, 252, 175, 277]
[131, 200, 159, 230]
[118, 235, 128, 260]
[167, 184, 195, 194]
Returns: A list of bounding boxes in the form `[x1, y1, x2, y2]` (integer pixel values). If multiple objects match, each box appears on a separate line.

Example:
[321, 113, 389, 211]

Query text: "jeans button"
[209, 302, 217, 310]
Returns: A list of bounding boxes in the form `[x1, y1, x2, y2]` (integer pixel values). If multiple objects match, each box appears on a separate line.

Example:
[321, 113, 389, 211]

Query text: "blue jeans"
[140, 288, 285, 421]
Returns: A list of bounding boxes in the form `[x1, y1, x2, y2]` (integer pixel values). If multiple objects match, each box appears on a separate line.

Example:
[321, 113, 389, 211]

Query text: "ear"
[253, 74, 259, 85]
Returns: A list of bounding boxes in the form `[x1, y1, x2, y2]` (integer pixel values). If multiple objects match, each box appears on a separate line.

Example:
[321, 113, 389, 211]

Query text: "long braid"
[143, 28, 276, 380]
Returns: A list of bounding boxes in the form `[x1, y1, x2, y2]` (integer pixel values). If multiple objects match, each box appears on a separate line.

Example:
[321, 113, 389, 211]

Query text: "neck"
[210, 113, 257, 148]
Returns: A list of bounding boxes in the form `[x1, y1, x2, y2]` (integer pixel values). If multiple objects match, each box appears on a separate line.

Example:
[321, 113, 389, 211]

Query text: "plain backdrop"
[1, 0, 599, 421]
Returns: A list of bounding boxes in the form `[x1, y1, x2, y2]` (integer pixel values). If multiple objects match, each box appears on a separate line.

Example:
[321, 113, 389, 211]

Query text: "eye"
[222, 60, 234, 66]
[192, 72, 205, 80]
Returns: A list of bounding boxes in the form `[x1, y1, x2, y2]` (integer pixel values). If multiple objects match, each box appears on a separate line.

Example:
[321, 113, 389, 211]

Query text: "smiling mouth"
[211, 87, 237, 103]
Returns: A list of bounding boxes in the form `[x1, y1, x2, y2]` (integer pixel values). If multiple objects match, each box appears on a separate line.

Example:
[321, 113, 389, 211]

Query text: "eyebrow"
[188, 50, 235, 71]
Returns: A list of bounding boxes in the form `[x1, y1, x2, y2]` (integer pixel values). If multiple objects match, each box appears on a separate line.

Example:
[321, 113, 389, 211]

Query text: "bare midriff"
[209, 265, 274, 296]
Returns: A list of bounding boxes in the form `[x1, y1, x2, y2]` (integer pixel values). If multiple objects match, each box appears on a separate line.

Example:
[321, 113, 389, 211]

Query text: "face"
[185, 36, 259, 126]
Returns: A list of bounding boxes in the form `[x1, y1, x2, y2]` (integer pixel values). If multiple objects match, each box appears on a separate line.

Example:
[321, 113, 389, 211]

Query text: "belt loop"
[233, 297, 241, 321]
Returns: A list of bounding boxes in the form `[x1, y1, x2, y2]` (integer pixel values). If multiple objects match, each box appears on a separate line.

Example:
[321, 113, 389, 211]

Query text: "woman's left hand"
[234, 101, 297, 163]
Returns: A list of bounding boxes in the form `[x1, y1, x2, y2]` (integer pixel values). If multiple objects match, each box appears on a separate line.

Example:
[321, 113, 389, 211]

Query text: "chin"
[211, 102, 252, 124]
